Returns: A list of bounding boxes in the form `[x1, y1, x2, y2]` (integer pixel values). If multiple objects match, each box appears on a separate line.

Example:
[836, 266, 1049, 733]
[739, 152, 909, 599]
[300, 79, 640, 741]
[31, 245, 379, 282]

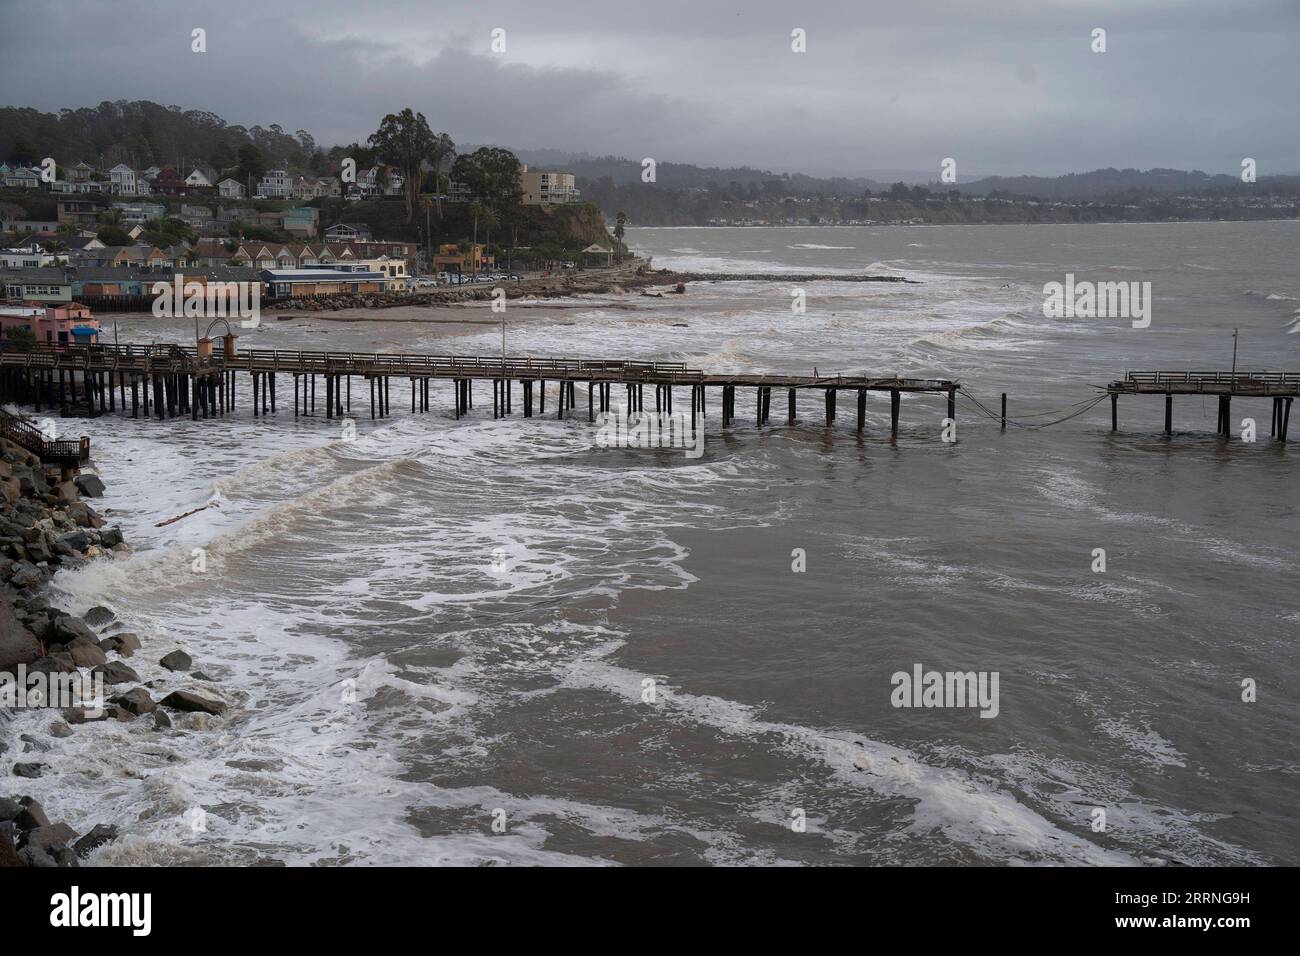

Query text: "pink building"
[0, 302, 101, 345]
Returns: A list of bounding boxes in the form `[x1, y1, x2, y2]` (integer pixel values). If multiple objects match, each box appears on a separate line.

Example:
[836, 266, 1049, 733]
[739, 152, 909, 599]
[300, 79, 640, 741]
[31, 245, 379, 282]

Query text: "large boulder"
[159, 650, 193, 672]
[28, 653, 77, 675]
[112, 687, 155, 716]
[66, 640, 107, 668]
[74, 475, 106, 498]
[48, 616, 97, 646]
[14, 797, 49, 831]
[83, 606, 115, 627]
[23, 823, 77, 853]
[0, 798, 20, 823]
[59, 531, 90, 554]
[99, 633, 141, 657]
[0, 602, 39, 669]
[63, 705, 129, 724]
[73, 824, 118, 858]
[8, 560, 44, 589]
[159, 690, 226, 715]
[92, 661, 141, 686]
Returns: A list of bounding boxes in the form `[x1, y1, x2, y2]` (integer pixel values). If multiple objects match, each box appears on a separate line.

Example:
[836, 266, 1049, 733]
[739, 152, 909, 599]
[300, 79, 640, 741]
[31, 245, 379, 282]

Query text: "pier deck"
[1107, 371, 1297, 439]
[0, 343, 959, 437]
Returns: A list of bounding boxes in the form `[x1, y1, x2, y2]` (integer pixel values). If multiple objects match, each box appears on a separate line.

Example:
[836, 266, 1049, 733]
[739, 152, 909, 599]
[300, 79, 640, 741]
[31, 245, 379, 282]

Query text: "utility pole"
[1231, 328, 1239, 379]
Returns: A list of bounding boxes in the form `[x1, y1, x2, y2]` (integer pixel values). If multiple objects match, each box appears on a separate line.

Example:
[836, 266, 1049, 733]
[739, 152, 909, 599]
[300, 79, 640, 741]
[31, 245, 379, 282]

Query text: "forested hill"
[0, 100, 318, 172]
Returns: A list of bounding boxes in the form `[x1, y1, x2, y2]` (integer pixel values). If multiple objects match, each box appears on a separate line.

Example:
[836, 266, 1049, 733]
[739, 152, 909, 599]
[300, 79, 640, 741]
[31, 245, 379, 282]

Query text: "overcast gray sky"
[3, 0, 1298, 177]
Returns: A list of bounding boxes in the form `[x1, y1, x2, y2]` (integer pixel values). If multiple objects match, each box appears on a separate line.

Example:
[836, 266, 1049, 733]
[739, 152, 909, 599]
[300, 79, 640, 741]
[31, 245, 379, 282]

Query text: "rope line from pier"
[959, 389, 1109, 429]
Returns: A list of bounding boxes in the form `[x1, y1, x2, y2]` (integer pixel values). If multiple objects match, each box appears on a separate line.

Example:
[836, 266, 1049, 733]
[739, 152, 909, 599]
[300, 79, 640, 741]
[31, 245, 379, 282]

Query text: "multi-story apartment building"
[519, 165, 581, 205]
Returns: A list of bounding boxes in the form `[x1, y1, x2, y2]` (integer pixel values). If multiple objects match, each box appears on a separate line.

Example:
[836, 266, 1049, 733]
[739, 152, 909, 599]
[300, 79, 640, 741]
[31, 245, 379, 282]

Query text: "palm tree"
[614, 210, 627, 242]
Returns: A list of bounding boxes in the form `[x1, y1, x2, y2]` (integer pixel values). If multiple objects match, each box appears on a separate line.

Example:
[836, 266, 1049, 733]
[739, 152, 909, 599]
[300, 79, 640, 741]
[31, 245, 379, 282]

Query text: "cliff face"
[311, 198, 620, 254]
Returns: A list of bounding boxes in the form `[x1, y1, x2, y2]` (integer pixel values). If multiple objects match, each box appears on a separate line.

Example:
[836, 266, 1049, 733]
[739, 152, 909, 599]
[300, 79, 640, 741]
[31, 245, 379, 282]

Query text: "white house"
[255, 169, 293, 199]
[218, 178, 246, 199]
[0, 245, 57, 269]
[185, 168, 212, 188]
[108, 164, 137, 195]
[3, 167, 40, 190]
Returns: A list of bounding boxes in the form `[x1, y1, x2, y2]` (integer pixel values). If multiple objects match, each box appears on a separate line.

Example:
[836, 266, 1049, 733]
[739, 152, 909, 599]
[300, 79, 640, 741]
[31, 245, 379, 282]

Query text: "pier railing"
[1112, 371, 1300, 395]
[0, 408, 89, 466]
[0, 342, 703, 382]
[1126, 371, 1300, 386]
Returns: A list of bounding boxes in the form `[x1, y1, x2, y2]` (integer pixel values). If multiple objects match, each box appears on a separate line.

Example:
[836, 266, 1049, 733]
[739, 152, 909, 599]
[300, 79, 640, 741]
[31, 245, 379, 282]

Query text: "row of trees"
[366, 107, 523, 229]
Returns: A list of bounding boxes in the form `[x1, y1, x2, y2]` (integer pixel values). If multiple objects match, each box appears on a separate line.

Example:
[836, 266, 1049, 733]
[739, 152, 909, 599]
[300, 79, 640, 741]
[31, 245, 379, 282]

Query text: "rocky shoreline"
[0, 435, 223, 867]
[265, 262, 916, 313]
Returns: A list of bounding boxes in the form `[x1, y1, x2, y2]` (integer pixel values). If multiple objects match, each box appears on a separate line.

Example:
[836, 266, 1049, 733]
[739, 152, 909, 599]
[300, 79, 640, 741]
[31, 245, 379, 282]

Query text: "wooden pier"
[1107, 371, 1299, 440]
[0, 408, 90, 467]
[0, 343, 959, 438]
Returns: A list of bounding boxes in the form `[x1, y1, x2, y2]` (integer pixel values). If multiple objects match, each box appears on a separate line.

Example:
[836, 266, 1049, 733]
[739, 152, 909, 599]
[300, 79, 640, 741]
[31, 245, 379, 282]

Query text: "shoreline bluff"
[0, 434, 222, 867]
[265, 262, 917, 314]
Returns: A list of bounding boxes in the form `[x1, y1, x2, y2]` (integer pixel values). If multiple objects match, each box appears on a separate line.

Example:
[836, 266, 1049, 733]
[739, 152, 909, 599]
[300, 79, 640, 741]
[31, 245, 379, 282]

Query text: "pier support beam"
[1165, 393, 1173, 435]
[856, 388, 866, 432]
[1111, 393, 1118, 431]
[890, 389, 900, 438]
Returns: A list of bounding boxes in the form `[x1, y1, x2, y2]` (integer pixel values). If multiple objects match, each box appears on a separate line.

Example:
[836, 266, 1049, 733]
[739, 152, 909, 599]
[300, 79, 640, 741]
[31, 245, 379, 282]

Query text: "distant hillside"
[512, 148, 890, 194]
[955, 167, 1300, 199]
[5, 100, 1296, 228]
[0, 100, 316, 173]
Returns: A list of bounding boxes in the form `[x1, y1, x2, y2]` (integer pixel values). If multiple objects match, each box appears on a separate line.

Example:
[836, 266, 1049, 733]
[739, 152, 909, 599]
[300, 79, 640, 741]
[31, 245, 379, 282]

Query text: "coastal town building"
[294, 175, 341, 199]
[255, 169, 294, 199]
[282, 206, 319, 238]
[433, 242, 493, 273]
[2, 167, 40, 189]
[57, 200, 100, 229]
[112, 201, 166, 224]
[1, 245, 59, 269]
[348, 165, 403, 199]
[217, 178, 246, 199]
[519, 165, 581, 205]
[0, 301, 99, 344]
[259, 268, 387, 299]
[152, 166, 188, 195]
[324, 222, 371, 242]
[1, 218, 60, 234]
[108, 164, 138, 195]
[3, 268, 74, 303]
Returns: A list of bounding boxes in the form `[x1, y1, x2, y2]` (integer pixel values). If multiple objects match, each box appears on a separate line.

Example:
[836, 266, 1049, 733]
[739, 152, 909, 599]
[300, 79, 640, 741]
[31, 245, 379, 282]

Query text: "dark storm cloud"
[2, 0, 1297, 176]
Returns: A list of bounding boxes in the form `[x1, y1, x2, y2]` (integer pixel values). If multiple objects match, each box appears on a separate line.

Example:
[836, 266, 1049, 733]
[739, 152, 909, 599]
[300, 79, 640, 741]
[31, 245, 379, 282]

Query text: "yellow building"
[433, 243, 494, 273]
[352, 256, 409, 291]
